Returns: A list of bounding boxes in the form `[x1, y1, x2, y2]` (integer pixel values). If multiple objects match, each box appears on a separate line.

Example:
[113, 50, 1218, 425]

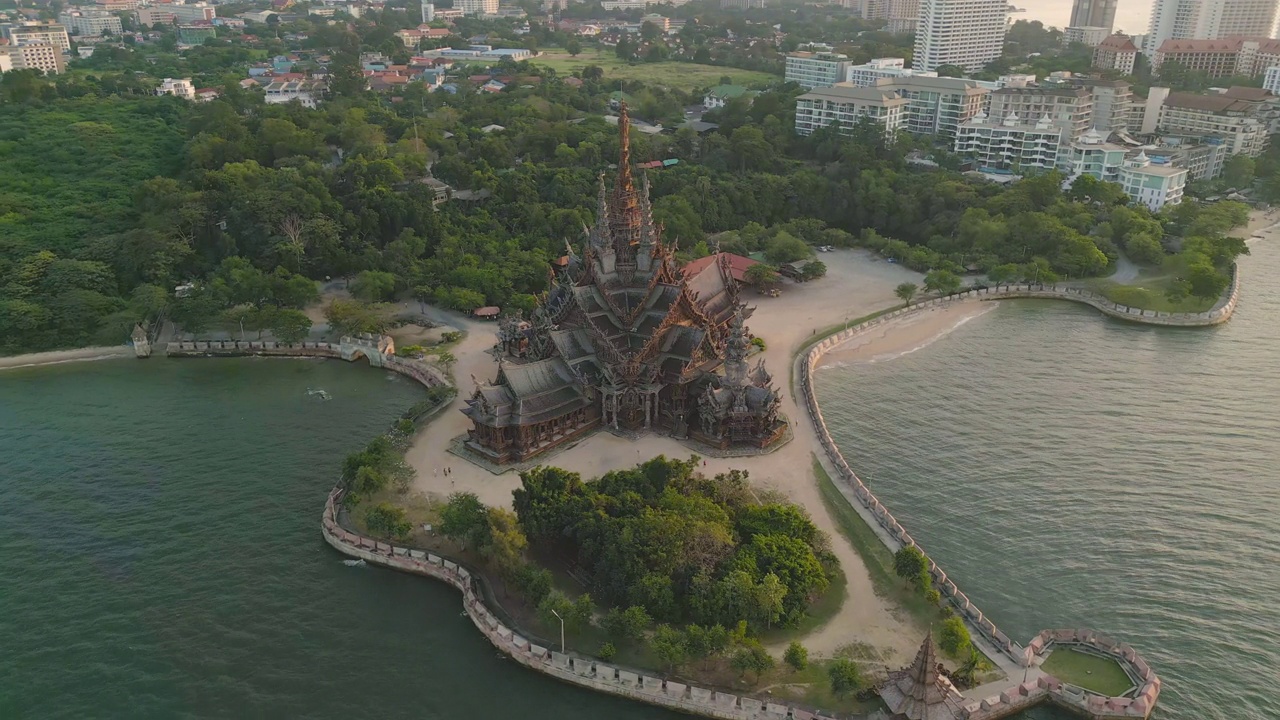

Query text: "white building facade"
[794, 83, 909, 136]
[1144, 0, 1280, 57]
[913, 0, 1009, 73]
[785, 51, 851, 90]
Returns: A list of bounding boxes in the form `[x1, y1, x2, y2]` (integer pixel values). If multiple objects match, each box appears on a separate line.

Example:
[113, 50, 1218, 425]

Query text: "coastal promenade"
[795, 291, 1177, 720]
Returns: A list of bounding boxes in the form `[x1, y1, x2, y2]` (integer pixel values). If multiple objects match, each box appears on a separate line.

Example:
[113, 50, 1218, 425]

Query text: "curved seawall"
[797, 293, 1170, 719]
[320, 489, 840, 720]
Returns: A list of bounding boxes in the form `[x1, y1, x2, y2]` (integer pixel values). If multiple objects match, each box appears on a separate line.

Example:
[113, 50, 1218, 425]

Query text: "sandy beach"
[0, 345, 133, 371]
[823, 302, 998, 366]
[405, 249, 943, 663]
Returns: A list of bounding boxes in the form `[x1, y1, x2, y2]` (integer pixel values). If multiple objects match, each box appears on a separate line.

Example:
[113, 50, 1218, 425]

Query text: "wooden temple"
[462, 104, 785, 464]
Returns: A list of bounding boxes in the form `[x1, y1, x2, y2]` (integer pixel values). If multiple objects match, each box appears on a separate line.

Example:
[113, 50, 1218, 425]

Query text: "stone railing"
[799, 320, 1022, 665]
[165, 338, 450, 388]
[798, 302, 1162, 720]
[320, 489, 840, 720]
[924, 265, 1240, 327]
[1025, 630, 1161, 720]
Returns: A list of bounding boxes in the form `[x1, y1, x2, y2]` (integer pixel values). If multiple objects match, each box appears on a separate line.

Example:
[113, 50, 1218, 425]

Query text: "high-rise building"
[1070, 0, 1118, 31]
[1093, 33, 1140, 74]
[3, 42, 66, 74]
[913, 0, 1009, 73]
[57, 10, 123, 36]
[7, 23, 71, 52]
[456, 0, 498, 15]
[421, 0, 434, 22]
[1145, 0, 1280, 58]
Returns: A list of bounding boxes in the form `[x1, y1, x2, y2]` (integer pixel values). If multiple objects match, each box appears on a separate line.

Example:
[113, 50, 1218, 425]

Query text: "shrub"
[925, 588, 941, 605]
[939, 616, 971, 657]
[599, 642, 617, 661]
[750, 336, 766, 351]
[441, 330, 463, 343]
[365, 502, 412, 540]
[784, 641, 808, 671]
[828, 657, 863, 695]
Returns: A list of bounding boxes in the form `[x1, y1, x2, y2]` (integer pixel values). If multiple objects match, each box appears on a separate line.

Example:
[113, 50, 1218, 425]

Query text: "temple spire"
[724, 307, 750, 388]
[617, 101, 634, 196]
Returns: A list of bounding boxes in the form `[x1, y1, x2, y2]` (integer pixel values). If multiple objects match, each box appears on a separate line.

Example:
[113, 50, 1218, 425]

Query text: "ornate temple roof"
[465, 102, 754, 432]
[879, 632, 967, 720]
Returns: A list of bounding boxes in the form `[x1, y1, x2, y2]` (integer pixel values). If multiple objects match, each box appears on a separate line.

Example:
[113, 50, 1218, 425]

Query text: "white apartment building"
[1120, 152, 1187, 211]
[1064, 26, 1111, 47]
[156, 77, 196, 99]
[875, 74, 990, 137]
[3, 42, 66, 74]
[169, 3, 217, 24]
[846, 57, 939, 87]
[794, 83, 909, 136]
[954, 112, 1064, 174]
[264, 81, 325, 108]
[1145, 0, 1280, 57]
[456, 0, 499, 15]
[1265, 66, 1280, 94]
[1067, 132, 1187, 211]
[913, 0, 1008, 73]
[1158, 91, 1269, 157]
[8, 23, 71, 52]
[1080, 79, 1134, 132]
[785, 51, 851, 90]
[58, 10, 123, 36]
[986, 86, 1095, 146]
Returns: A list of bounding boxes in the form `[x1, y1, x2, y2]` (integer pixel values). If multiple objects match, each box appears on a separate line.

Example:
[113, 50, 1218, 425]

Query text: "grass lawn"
[1041, 648, 1133, 696]
[531, 48, 780, 90]
[1078, 257, 1217, 313]
[812, 456, 940, 629]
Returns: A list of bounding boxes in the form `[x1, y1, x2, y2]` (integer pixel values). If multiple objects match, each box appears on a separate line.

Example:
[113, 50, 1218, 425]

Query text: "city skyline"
[1018, 0, 1152, 35]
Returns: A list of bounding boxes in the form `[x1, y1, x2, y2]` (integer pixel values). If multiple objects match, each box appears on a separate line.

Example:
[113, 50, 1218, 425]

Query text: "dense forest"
[0, 13, 1255, 354]
[513, 457, 831, 630]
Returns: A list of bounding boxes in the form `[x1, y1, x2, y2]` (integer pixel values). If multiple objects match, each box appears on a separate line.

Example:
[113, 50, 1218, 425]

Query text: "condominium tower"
[1070, 0, 1118, 31]
[1144, 0, 1280, 57]
[912, 0, 1009, 73]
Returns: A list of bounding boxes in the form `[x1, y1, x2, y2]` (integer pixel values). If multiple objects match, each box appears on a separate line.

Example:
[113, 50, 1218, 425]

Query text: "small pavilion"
[879, 631, 968, 720]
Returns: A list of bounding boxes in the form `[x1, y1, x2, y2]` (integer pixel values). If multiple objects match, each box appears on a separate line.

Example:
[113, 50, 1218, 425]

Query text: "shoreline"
[0, 345, 133, 372]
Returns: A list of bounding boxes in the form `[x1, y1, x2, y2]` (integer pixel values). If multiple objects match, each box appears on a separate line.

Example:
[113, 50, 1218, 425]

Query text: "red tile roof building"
[682, 252, 760, 284]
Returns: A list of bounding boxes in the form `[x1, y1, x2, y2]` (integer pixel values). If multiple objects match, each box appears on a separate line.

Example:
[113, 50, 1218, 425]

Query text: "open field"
[1041, 648, 1132, 696]
[531, 49, 780, 90]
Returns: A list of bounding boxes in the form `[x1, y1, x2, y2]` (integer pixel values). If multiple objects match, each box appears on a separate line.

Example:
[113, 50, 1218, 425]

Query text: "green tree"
[350, 270, 397, 302]
[729, 641, 774, 682]
[324, 299, 391, 336]
[483, 507, 528, 577]
[604, 605, 651, 644]
[893, 546, 929, 588]
[565, 38, 582, 57]
[935, 64, 965, 78]
[744, 263, 781, 287]
[598, 642, 617, 661]
[895, 282, 918, 306]
[924, 269, 962, 296]
[827, 657, 863, 695]
[939, 616, 971, 657]
[1222, 154, 1255, 190]
[650, 624, 689, 672]
[799, 260, 827, 280]
[270, 308, 313, 343]
[784, 641, 809, 671]
[365, 502, 412, 540]
[440, 492, 491, 548]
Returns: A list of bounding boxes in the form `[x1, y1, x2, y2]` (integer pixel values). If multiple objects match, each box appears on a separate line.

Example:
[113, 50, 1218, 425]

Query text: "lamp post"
[550, 608, 565, 653]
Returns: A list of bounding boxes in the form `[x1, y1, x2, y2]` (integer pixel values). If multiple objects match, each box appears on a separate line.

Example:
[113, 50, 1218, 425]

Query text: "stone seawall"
[164, 337, 450, 389]
[320, 489, 841, 720]
[798, 295, 1165, 720]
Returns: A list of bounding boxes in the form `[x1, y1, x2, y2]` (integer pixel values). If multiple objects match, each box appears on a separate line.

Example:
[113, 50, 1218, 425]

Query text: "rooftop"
[1164, 92, 1259, 113]
[799, 82, 909, 106]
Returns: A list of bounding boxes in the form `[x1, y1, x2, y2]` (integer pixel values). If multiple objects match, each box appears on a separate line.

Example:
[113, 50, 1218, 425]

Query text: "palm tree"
[895, 282, 918, 306]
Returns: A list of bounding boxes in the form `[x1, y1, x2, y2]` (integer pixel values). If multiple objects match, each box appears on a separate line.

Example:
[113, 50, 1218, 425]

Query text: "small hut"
[473, 306, 501, 320]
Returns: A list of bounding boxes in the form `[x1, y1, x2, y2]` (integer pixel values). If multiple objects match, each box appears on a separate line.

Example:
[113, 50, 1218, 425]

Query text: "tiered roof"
[879, 631, 967, 720]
